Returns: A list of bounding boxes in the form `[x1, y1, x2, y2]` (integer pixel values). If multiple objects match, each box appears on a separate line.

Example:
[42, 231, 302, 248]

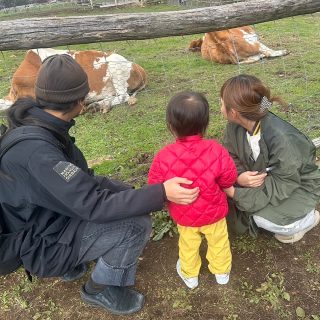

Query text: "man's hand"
[237, 171, 267, 188]
[163, 177, 199, 205]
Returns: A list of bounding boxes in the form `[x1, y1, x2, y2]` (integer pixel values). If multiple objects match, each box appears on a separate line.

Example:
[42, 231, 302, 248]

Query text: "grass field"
[0, 3, 319, 320]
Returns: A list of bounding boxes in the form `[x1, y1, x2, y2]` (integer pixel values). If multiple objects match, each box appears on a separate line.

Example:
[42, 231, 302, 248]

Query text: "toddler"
[148, 91, 237, 288]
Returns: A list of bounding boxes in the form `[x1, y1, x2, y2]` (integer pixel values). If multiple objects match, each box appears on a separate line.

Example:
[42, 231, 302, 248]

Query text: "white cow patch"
[93, 57, 105, 70]
[88, 53, 133, 108]
[31, 48, 70, 62]
[241, 30, 259, 46]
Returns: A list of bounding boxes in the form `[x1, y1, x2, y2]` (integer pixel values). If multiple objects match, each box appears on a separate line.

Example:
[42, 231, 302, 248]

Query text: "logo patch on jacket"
[53, 161, 80, 182]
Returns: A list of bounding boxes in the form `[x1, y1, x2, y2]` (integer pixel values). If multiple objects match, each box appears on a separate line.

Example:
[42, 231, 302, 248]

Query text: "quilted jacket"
[148, 135, 237, 227]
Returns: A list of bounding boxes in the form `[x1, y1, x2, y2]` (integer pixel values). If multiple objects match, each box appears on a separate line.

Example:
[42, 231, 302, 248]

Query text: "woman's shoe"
[275, 210, 320, 244]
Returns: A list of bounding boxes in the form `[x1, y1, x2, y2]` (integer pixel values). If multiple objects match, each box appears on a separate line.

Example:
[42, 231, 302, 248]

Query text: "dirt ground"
[1, 205, 320, 320]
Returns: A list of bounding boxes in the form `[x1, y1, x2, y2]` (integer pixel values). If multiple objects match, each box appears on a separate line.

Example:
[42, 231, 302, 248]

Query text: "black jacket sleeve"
[94, 175, 134, 192]
[27, 143, 165, 223]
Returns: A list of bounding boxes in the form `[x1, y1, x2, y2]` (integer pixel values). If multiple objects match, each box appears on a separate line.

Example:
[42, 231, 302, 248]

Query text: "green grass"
[1, 9, 319, 181]
[71, 15, 320, 180]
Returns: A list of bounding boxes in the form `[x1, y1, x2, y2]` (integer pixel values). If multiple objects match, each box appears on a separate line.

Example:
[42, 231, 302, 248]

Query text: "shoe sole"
[80, 290, 144, 316]
[275, 210, 320, 244]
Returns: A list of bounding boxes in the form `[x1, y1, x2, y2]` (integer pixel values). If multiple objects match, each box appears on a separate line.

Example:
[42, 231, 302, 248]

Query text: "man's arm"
[27, 144, 165, 224]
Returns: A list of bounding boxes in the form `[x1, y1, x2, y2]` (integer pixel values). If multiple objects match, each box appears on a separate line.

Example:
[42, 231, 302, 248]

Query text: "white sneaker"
[275, 210, 320, 244]
[176, 260, 198, 289]
[215, 273, 230, 285]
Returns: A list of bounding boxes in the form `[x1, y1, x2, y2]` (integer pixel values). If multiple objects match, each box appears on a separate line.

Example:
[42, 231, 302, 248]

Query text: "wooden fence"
[0, 0, 319, 50]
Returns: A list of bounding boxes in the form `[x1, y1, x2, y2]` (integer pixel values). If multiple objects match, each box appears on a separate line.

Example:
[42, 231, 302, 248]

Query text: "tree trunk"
[0, 0, 319, 51]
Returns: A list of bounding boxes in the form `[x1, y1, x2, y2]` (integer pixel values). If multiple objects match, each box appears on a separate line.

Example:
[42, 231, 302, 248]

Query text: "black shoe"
[80, 285, 144, 315]
[62, 263, 88, 282]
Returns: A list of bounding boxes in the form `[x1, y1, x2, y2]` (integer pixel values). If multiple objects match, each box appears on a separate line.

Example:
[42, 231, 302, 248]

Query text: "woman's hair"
[166, 91, 209, 138]
[220, 74, 287, 121]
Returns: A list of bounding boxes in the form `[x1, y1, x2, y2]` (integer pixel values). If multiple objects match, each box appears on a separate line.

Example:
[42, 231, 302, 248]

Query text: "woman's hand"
[223, 186, 235, 198]
[163, 177, 199, 205]
[237, 171, 267, 188]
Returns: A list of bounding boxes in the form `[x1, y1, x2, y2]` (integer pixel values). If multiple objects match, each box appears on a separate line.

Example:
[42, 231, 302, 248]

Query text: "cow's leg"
[83, 84, 129, 113]
[259, 43, 288, 58]
[239, 54, 264, 64]
[87, 93, 135, 113]
[85, 95, 131, 113]
[85, 99, 112, 114]
[109, 92, 130, 107]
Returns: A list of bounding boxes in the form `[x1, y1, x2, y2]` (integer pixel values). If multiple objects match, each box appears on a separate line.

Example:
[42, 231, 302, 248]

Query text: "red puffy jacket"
[148, 135, 237, 227]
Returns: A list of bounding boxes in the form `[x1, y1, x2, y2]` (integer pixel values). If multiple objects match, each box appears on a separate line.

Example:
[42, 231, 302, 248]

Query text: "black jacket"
[0, 107, 165, 277]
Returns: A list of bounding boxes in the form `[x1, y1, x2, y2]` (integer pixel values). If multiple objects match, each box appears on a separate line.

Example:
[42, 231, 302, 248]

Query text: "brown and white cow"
[0, 48, 147, 113]
[189, 26, 288, 64]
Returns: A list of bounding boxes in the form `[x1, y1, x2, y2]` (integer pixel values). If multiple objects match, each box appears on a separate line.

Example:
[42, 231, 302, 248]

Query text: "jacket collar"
[176, 134, 203, 143]
[28, 107, 75, 134]
[247, 121, 261, 136]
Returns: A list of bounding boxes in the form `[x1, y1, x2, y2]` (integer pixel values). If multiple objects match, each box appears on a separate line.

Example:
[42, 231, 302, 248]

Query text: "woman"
[0, 54, 199, 315]
[220, 74, 320, 243]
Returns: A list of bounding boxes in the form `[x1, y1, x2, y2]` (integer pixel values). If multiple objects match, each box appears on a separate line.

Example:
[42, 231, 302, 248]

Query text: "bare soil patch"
[1, 207, 320, 319]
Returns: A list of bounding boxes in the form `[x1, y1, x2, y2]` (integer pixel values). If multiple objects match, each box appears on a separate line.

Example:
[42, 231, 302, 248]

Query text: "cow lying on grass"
[189, 26, 288, 64]
[0, 48, 147, 113]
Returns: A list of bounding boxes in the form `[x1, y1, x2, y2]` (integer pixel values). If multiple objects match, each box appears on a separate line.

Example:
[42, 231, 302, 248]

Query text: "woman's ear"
[230, 108, 238, 120]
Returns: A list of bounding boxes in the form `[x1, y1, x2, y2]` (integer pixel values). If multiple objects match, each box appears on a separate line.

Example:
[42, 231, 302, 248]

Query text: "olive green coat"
[223, 112, 320, 234]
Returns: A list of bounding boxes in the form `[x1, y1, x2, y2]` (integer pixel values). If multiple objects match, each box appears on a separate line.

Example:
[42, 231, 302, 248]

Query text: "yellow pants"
[177, 218, 232, 278]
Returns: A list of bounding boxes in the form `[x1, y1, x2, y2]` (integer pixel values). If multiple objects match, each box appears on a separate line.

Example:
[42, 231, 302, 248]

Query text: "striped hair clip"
[260, 96, 272, 112]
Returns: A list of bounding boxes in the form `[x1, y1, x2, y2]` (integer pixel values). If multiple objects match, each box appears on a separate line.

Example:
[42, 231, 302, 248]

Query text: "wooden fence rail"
[0, 0, 319, 51]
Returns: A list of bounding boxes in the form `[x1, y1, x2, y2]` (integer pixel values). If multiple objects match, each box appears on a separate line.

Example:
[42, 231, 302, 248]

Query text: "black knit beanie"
[35, 54, 90, 105]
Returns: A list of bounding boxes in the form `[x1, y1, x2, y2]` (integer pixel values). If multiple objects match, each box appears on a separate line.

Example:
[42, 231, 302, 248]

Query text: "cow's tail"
[128, 63, 147, 96]
[188, 38, 203, 52]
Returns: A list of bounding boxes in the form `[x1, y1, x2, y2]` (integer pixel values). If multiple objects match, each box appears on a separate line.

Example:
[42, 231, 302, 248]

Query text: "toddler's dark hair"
[166, 91, 209, 138]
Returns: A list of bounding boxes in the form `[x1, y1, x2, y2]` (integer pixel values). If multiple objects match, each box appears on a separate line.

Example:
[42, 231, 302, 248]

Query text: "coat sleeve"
[27, 144, 165, 223]
[94, 175, 134, 192]
[233, 134, 304, 213]
[216, 145, 238, 188]
[148, 152, 166, 185]
[223, 125, 247, 175]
